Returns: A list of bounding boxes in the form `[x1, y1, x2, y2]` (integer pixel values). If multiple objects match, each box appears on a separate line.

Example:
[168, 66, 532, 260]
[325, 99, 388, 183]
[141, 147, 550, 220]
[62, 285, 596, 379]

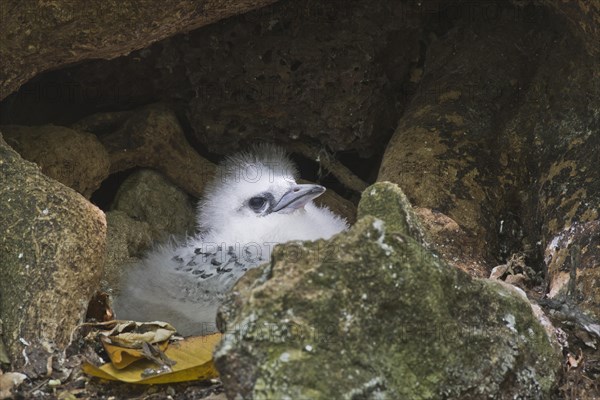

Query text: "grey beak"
[272, 184, 326, 213]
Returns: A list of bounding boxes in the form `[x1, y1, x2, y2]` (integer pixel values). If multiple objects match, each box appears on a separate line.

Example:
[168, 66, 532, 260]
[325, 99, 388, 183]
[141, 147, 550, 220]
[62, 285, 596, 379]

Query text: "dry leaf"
[102, 340, 170, 369]
[80, 320, 179, 369]
[83, 334, 222, 384]
[101, 320, 177, 348]
[80, 320, 178, 348]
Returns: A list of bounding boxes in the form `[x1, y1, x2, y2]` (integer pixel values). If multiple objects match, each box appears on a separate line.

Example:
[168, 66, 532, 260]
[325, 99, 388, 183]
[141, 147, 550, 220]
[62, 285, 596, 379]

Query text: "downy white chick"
[112, 144, 347, 335]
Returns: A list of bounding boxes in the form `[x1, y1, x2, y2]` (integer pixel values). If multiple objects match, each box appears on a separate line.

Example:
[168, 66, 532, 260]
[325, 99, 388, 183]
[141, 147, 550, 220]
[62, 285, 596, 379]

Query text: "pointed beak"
[272, 184, 326, 213]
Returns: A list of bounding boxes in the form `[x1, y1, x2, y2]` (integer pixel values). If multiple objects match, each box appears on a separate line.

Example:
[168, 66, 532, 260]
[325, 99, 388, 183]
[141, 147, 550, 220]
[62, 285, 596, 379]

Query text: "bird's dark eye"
[248, 196, 267, 211]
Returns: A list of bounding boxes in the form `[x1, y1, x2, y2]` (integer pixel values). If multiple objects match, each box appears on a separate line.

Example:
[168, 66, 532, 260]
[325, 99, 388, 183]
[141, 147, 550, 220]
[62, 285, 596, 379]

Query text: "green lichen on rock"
[216, 185, 561, 399]
[357, 182, 425, 241]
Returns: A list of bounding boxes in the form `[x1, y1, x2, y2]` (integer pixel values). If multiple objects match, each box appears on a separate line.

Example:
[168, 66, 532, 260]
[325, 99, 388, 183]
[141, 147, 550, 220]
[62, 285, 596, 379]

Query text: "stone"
[183, 0, 414, 158]
[0, 133, 106, 368]
[215, 184, 561, 399]
[111, 169, 197, 240]
[102, 211, 153, 291]
[357, 182, 425, 242]
[515, 42, 600, 324]
[359, 182, 491, 278]
[377, 15, 554, 277]
[2, 124, 110, 198]
[73, 104, 216, 199]
[0, 0, 279, 100]
[103, 169, 197, 291]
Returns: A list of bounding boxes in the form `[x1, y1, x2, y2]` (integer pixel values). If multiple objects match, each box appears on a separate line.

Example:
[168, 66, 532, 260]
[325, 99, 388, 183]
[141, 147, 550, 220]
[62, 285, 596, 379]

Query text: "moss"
[357, 182, 426, 241]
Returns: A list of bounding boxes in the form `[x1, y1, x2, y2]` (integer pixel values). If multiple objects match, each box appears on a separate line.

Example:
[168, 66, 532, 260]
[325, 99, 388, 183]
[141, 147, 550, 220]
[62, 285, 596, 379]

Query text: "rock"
[413, 207, 489, 278]
[359, 182, 491, 278]
[516, 41, 600, 324]
[490, 264, 509, 280]
[215, 184, 561, 399]
[544, 221, 600, 322]
[111, 169, 196, 240]
[377, 14, 555, 277]
[535, 0, 600, 57]
[74, 104, 216, 199]
[2, 124, 110, 198]
[102, 211, 153, 291]
[0, 372, 27, 399]
[0, 133, 106, 368]
[17, 1, 420, 157]
[0, 0, 279, 101]
[357, 182, 425, 242]
[103, 169, 197, 291]
[183, 0, 415, 157]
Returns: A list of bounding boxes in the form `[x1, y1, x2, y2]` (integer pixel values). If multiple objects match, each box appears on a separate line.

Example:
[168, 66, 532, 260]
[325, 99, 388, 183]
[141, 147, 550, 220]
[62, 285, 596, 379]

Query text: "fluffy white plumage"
[112, 144, 347, 335]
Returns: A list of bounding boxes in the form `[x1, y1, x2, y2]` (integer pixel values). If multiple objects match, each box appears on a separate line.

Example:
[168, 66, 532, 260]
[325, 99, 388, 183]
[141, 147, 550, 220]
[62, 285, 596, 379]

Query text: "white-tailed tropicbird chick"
[112, 144, 348, 335]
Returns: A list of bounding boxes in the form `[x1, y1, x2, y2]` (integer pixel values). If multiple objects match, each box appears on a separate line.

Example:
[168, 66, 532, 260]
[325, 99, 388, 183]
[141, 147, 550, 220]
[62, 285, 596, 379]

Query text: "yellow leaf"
[83, 334, 222, 384]
[102, 340, 170, 369]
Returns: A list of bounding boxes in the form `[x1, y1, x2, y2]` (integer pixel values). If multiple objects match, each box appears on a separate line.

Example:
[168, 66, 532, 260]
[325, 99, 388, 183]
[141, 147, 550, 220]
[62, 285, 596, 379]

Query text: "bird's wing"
[112, 238, 265, 335]
[171, 241, 260, 290]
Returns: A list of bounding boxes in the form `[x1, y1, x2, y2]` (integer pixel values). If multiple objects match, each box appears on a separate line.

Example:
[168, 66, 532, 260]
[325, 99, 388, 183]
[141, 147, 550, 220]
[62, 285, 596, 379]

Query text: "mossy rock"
[216, 183, 561, 399]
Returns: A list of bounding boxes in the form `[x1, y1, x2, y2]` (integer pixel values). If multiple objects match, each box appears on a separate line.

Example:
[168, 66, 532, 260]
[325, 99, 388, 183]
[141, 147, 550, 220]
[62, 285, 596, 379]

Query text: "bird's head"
[198, 144, 327, 236]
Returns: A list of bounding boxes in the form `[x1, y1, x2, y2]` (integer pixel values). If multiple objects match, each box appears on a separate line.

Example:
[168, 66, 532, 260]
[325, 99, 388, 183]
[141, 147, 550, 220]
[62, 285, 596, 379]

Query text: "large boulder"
[75, 104, 216, 199]
[0, 0, 279, 100]
[215, 182, 561, 399]
[2, 124, 110, 198]
[0, 133, 106, 368]
[183, 0, 415, 157]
